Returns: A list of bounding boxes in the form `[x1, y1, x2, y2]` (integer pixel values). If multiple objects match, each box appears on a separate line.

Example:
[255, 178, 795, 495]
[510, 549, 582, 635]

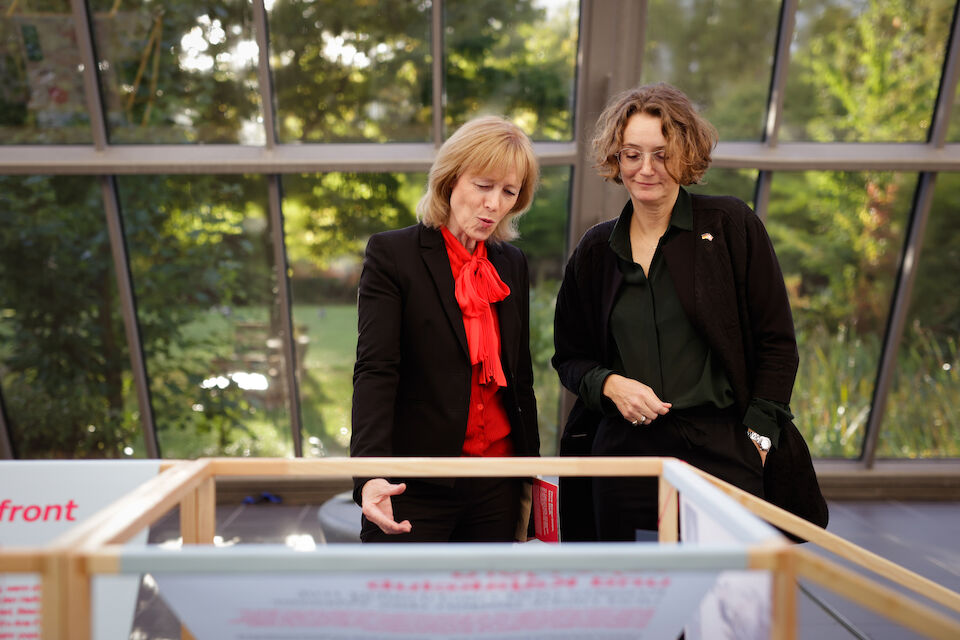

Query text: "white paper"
[155, 568, 718, 639]
[0, 460, 159, 640]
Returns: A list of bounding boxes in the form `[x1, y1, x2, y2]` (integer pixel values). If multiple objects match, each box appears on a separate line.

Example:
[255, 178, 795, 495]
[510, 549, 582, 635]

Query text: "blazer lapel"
[419, 225, 469, 357]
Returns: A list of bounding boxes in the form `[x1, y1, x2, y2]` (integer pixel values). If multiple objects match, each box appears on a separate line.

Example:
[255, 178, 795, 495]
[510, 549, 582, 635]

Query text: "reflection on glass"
[283, 168, 570, 457]
[269, 0, 431, 143]
[644, 0, 778, 141]
[880, 173, 960, 458]
[781, 0, 953, 142]
[767, 171, 914, 458]
[686, 168, 758, 208]
[89, 0, 263, 143]
[116, 175, 291, 458]
[0, 0, 92, 143]
[511, 166, 571, 455]
[445, 0, 579, 141]
[0, 176, 141, 458]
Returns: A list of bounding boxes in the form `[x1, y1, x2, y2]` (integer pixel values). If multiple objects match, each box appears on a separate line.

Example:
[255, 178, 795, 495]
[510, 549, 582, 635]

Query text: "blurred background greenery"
[1, 0, 957, 461]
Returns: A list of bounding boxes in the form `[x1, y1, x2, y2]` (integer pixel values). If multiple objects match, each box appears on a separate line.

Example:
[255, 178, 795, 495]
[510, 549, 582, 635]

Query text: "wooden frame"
[2, 456, 959, 640]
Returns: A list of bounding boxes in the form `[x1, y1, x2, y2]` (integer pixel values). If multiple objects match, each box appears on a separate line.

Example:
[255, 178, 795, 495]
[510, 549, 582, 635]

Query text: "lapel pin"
[701, 233, 714, 241]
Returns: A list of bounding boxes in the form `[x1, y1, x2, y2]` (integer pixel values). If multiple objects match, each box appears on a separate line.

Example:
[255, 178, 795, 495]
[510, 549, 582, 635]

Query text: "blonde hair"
[592, 82, 717, 186]
[417, 116, 540, 242]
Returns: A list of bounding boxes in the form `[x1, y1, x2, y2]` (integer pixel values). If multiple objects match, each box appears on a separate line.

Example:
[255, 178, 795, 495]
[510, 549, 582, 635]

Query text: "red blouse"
[441, 231, 514, 458]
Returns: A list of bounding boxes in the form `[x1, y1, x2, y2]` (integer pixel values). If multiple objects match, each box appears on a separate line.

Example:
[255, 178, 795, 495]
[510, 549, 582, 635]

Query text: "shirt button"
[477, 403, 484, 410]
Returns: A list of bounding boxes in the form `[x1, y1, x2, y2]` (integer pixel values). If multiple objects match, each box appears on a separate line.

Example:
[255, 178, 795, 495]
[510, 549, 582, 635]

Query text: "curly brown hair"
[592, 82, 717, 186]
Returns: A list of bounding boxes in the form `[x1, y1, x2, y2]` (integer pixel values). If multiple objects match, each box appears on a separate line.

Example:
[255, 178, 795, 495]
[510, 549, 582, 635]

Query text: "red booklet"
[532, 478, 559, 543]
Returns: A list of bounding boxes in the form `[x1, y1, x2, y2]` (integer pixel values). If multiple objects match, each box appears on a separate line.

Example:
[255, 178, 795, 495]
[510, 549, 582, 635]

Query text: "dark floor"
[127, 496, 960, 640]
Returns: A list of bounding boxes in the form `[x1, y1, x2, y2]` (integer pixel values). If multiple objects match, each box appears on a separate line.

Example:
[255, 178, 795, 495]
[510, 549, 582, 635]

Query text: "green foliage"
[644, 0, 781, 141]
[785, 0, 951, 143]
[0, 176, 138, 457]
[90, 0, 261, 142]
[268, 0, 432, 142]
[794, 323, 960, 459]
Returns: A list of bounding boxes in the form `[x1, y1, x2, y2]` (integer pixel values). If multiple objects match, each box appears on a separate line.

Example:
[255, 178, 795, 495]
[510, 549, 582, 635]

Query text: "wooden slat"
[42, 553, 91, 640]
[770, 549, 797, 640]
[0, 548, 45, 572]
[795, 548, 960, 640]
[49, 459, 212, 552]
[181, 476, 217, 545]
[207, 456, 663, 478]
[693, 467, 960, 616]
[657, 475, 679, 543]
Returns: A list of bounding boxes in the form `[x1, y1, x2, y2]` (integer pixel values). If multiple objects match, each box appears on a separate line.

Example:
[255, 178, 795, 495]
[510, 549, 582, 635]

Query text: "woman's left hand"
[361, 478, 413, 535]
[601, 374, 672, 425]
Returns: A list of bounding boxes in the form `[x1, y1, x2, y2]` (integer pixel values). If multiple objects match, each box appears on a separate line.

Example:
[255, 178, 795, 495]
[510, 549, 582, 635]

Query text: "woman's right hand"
[602, 374, 672, 425]
[361, 478, 413, 535]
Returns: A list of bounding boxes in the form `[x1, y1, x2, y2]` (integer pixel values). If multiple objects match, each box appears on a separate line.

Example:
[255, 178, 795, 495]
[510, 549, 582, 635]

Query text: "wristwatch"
[747, 429, 772, 452]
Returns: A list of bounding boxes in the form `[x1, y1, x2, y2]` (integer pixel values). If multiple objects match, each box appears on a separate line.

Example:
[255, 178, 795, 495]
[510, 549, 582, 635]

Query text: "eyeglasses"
[615, 148, 667, 170]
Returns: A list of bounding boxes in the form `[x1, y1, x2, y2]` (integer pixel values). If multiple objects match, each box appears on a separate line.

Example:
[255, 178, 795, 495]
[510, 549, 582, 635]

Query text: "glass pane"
[116, 175, 292, 458]
[445, 0, 579, 141]
[781, 0, 953, 142]
[0, 176, 142, 458]
[0, 0, 92, 143]
[283, 171, 421, 457]
[269, 0, 431, 143]
[511, 165, 571, 456]
[89, 0, 263, 143]
[686, 167, 759, 208]
[644, 0, 779, 141]
[766, 170, 915, 458]
[879, 172, 960, 457]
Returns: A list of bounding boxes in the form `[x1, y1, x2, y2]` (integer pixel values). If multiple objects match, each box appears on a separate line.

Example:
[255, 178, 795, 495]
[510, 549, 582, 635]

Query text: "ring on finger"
[631, 418, 639, 426]
[639, 415, 647, 424]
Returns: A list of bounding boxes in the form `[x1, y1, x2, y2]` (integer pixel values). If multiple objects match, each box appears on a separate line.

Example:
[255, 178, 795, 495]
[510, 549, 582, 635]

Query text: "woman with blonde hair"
[351, 116, 541, 542]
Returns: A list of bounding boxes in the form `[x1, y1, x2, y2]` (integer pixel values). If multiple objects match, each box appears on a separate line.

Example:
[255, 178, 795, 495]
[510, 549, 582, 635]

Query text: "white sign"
[155, 568, 718, 639]
[0, 460, 160, 640]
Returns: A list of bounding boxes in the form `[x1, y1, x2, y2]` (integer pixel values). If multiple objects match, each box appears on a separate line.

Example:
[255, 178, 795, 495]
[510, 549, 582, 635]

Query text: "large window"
[0, 176, 140, 458]
[767, 171, 914, 457]
[643, 0, 780, 142]
[781, 0, 953, 143]
[881, 172, 960, 458]
[2, 0, 959, 470]
[1, 0, 92, 143]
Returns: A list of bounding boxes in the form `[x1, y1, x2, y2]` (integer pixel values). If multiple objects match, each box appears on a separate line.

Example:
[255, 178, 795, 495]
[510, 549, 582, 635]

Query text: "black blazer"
[351, 223, 540, 504]
[552, 194, 807, 541]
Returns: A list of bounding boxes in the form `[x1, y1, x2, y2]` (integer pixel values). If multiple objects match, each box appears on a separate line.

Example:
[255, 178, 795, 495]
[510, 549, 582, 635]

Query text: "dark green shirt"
[579, 188, 789, 445]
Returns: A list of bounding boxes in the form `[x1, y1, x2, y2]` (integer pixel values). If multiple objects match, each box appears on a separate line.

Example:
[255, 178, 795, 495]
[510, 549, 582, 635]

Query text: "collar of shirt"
[608, 186, 693, 265]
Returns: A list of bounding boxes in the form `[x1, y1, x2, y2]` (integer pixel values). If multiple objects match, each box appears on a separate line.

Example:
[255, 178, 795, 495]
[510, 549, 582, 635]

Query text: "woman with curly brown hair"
[552, 82, 811, 542]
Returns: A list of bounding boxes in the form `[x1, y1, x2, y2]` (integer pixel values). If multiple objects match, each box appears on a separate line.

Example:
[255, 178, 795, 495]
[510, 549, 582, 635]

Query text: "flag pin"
[701, 233, 714, 241]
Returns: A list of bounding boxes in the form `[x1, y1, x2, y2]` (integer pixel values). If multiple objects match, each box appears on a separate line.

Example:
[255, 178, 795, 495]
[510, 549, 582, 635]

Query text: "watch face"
[759, 436, 771, 451]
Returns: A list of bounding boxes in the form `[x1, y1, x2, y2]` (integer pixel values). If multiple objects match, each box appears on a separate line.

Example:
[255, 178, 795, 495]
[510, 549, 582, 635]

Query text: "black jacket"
[552, 194, 821, 541]
[351, 223, 540, 504]
[553, 194, 799, 419]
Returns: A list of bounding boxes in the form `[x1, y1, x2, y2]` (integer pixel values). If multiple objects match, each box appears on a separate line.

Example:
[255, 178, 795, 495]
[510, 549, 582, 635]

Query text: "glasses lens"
[618, 149, 664, 167]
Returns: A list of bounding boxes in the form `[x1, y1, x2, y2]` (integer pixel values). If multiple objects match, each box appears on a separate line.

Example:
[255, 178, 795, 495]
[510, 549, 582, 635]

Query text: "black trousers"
[591, 406, 764, 541]
[360, 476, 522, 543]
